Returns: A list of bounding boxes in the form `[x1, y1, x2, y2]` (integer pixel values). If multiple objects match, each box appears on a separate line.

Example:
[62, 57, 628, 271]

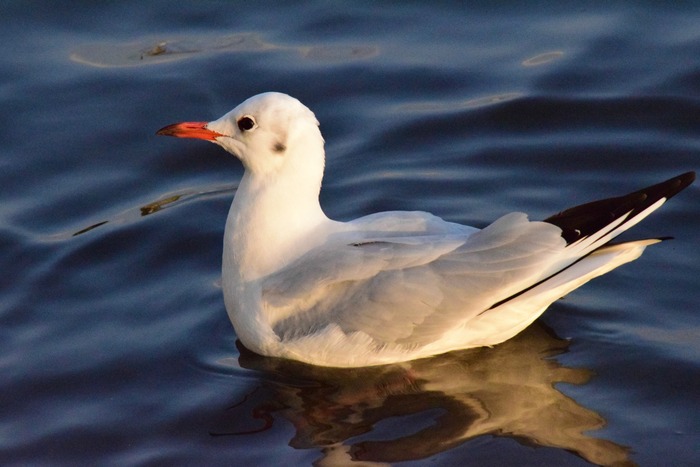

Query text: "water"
[1, 2, 699, 465]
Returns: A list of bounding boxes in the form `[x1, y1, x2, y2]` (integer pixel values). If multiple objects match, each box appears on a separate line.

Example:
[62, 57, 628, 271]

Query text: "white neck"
[222, 127, 331, 284]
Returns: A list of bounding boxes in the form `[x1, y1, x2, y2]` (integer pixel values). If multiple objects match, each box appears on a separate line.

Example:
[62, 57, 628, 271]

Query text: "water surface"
[1, 2, 699, 465]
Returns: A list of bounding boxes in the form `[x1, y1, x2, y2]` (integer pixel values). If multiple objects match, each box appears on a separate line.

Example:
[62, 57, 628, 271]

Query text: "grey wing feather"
[263, 212, 566, 347]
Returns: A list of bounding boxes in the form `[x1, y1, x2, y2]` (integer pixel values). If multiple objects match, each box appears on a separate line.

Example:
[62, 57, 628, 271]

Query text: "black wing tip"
[544, 171, 695, 244]
[667, 171, 696, 198]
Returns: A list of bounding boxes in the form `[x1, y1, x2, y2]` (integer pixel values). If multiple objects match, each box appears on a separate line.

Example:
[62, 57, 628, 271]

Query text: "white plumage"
[157, 92, 694, 367]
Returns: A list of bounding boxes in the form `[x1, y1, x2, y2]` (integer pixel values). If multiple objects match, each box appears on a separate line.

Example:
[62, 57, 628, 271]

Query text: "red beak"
[156, 121, 224, 141]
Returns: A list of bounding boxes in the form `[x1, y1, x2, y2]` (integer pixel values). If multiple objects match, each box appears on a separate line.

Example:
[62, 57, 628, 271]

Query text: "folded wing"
[265, 212, 566, 346]
[263, 172, 695, 350]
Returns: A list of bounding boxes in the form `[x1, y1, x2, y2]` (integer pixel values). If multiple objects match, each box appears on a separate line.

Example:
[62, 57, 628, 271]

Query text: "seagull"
[157, 92, 694, 367]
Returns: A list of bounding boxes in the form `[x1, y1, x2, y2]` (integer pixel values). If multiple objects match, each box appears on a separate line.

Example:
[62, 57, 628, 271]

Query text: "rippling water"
[2, 2, 699, 466]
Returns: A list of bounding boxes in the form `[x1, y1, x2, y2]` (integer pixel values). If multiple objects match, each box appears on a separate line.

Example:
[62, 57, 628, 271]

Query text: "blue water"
[1, 2, 699, 466]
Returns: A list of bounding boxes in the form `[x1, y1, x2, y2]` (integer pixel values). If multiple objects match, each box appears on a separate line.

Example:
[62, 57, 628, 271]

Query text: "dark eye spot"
[272, 142, 286, 153]
[237, 116, 256, 132]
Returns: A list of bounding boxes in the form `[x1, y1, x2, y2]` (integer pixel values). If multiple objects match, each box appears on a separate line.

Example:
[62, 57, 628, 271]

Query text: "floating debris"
[71, 33, 377, 68]
[140, 194, 181, 216]
[67, 185, 235, 238]
[141, 41, 168, 59]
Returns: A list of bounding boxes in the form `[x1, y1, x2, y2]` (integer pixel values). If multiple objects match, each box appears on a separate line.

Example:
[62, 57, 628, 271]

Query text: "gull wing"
[263, 172, 695, 350]
[264, 212, 566, 346]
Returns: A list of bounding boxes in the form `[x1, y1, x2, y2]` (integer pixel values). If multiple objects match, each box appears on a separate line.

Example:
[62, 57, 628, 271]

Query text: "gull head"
[157, 92, 324, 179]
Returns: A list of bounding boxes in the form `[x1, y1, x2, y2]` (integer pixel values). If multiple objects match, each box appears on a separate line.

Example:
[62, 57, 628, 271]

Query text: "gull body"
[157, 92, 694, 367]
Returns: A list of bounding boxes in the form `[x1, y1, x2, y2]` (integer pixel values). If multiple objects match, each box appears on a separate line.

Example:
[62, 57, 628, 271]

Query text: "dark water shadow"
[211, 324, 633, 466]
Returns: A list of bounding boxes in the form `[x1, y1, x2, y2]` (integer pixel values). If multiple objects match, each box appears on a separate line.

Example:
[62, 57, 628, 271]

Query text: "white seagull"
[157, 92, 694, 367]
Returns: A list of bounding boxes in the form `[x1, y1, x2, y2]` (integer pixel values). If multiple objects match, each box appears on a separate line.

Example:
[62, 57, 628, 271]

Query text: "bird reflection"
[213, 323, 633, 466]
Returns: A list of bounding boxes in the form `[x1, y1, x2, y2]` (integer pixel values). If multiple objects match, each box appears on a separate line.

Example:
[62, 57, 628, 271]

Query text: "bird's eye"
[237, 116, 256, 132]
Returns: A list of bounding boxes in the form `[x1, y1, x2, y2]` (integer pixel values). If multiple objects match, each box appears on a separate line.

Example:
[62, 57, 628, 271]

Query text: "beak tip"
[155, 126, 172, 137]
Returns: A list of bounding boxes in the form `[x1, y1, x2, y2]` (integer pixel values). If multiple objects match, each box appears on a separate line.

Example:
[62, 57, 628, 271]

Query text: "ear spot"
[272, 141, 286, 153]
